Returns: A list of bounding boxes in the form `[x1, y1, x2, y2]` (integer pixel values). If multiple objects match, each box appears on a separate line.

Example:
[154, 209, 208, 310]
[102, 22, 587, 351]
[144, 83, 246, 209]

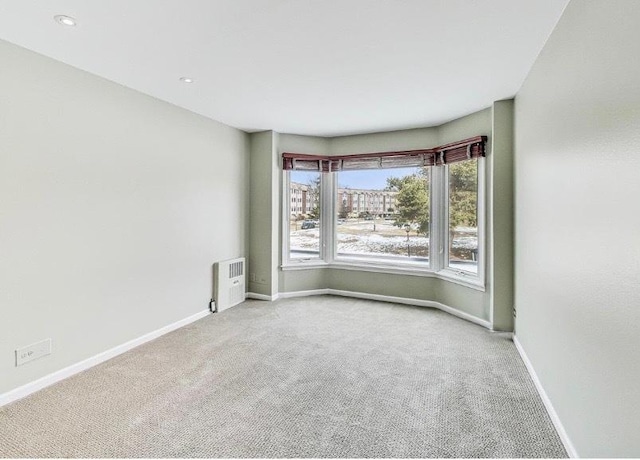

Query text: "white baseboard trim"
[279, 289, 330, 299]
[328, 289, 491, 329]
[276, 288, 491, 329]
[246, 292, 280, 301]
[0, 309, 210, 408]
[513, 335, 578, 458]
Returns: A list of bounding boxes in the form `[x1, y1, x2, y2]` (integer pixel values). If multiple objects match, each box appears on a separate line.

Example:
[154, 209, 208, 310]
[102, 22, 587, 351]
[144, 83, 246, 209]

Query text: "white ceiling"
[0, 0, 569, 136]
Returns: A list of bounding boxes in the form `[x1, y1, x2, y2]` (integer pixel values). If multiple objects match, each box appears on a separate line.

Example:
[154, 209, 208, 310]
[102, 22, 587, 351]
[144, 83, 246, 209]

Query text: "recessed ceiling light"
[179, 77, 194, 84]
[54, 15, 77, 27]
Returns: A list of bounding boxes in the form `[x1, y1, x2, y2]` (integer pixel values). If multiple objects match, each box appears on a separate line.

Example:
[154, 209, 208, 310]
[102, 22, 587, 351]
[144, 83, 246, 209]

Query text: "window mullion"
[476, 158, 486, 284]
[431, 166, 446, 272]
[444, 164, 451, 271]
[282, 171, 291, 266]
[321, 172, 334, 263]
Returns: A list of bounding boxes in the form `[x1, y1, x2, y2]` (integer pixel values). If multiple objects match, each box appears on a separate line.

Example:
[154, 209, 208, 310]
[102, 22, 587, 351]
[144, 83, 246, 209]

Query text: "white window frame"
[281, 170, 328, 268]
[281, 160, 486, 290]
[438, 158, 485, 287]
[332, 168, 433, 271]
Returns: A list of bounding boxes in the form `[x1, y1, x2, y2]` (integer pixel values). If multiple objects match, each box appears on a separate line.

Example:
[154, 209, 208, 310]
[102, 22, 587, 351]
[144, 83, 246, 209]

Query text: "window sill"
[330, 259, 431, 276]
[435, 269, 485, 291]
[281, 259, 485, 291]
[281, 260, 329, 270]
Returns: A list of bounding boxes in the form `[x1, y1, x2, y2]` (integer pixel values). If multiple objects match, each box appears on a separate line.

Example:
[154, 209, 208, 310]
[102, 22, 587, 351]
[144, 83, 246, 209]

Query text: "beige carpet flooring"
[0, 296, 566, 458]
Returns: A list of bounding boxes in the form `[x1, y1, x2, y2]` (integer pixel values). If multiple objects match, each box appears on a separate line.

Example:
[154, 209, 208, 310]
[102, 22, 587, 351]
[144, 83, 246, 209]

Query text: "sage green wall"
[490, 100, 514, 331]
[514, 0, 640, 456]
[0, 40, 249, 395]
[329, 126, 439, 154]
[326, 270, 437, 298]
[437, 108, 491, 146]
[325, 270, 487, 319]
[279, 133, 330, 156]
[280, 269, 327, 294]
[248, 131, 278, 296]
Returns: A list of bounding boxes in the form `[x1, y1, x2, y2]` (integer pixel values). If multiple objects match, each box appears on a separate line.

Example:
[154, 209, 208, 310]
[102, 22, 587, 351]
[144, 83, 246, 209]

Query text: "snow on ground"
[336, 232, 429, 255]
[290, 227, 477, 255]
[289, 220, 478, 273]
[452, 236, 478, 250]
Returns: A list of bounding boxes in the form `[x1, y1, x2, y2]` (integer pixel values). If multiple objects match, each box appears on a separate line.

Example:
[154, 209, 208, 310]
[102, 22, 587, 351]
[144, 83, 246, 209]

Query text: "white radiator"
[214, 257, 246, 312]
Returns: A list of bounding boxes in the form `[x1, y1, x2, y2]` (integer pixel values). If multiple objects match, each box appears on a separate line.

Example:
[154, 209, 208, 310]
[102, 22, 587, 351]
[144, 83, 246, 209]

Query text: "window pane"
[336, 167, 429, 264]
[448, 161, 478, 273]
[289, 171, 321, 259]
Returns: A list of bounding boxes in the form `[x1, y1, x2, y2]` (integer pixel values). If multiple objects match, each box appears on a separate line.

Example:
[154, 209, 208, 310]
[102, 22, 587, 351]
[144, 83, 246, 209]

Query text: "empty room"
[1, 0, 638, 458]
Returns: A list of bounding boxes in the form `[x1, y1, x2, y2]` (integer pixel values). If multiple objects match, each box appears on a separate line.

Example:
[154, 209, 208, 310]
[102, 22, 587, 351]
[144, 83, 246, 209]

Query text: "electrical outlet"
[16, 339, 51, 366]
[250, 273, 256, 282]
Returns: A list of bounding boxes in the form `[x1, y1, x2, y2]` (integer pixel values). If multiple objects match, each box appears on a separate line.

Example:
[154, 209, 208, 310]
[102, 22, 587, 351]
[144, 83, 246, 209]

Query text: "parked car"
[301, 220, 316, 229]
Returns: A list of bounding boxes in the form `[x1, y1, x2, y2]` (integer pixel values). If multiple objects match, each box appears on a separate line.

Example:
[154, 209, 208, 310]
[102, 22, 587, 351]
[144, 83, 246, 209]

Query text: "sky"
[291, 167, 421, 190]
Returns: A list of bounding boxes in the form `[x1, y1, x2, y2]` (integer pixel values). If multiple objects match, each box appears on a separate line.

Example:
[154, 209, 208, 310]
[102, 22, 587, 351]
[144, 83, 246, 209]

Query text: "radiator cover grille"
[214, 257, 246, 312]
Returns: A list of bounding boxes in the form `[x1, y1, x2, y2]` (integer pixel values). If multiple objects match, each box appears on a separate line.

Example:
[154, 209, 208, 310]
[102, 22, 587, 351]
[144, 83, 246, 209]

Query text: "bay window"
[282, 136, 486, 288]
